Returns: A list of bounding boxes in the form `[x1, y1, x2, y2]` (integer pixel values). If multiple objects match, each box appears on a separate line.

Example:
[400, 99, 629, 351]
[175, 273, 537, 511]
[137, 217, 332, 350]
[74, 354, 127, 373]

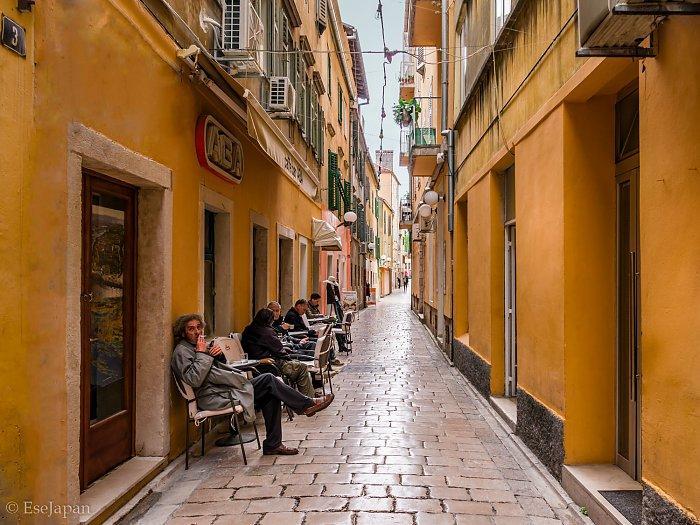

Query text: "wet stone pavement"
[135, 291, 584, 525]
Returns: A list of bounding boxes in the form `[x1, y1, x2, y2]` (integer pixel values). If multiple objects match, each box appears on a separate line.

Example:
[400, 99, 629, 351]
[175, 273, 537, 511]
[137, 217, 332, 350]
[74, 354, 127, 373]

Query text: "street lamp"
[367, 242, 375, 251]
[424, 190, 440, 206]
[418, 203, 432, 218]
[336, 210, 358, 229]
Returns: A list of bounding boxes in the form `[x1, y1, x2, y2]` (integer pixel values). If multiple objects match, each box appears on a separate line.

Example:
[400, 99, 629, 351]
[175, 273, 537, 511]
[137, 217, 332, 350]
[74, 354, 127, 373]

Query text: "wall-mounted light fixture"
[424, 190, 441, 206]
[418, 203, 433, 218]
[335, 211, 358, 229]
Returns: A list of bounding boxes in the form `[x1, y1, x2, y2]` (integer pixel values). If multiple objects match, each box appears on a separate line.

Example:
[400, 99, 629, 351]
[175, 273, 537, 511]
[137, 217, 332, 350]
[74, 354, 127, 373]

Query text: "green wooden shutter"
[343, 180, 351, 212]
[328, 151, 339, 210]
[319, 108, 325, 164]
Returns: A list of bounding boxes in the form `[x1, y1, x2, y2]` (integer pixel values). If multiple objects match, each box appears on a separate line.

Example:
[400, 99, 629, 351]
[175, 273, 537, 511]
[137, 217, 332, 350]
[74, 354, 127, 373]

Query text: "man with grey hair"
[171, 313, 334, 454]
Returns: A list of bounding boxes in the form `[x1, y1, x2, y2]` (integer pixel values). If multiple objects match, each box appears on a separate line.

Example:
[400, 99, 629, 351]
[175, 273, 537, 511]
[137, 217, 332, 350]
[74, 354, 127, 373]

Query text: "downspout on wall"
[443, 0, 456, 361]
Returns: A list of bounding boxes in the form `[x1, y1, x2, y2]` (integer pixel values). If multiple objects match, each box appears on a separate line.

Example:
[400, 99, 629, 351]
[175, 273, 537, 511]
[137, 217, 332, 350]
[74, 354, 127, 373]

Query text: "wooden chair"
[172, 371, 260, 469]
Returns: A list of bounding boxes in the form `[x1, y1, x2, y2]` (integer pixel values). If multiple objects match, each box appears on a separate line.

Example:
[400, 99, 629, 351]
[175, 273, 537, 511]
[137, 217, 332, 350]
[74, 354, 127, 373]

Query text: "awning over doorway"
[312, 218, 342, 251]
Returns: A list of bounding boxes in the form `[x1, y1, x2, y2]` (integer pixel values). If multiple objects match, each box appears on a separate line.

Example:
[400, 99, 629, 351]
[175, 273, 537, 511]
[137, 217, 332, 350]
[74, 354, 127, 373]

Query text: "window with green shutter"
[343, 180, 351, 212]
[319, 108, 325, 164]
[328, 150, 339, 210]
[337, 83, 343, 124]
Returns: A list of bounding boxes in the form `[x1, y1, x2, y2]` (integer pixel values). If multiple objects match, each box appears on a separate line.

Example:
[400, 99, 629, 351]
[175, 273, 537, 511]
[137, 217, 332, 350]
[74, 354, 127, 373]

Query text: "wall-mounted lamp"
[418, 203, 433, 218]
[367, 242, 375, 251]
[424, 190, 441, 206]
[335, 211, 358, 229]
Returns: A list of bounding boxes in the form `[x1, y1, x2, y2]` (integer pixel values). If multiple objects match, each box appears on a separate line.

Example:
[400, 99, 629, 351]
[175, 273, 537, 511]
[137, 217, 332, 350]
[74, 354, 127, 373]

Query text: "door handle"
[630, 251, 638, 402]
[81, 292, 94, 303]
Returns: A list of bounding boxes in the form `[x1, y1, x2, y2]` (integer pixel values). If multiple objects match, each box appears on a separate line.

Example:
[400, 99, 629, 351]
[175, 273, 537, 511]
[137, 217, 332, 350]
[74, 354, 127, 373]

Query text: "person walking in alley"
[171, 314, 334, 455]
[241, 308, 316, 398]
[403, 275, 408, 292]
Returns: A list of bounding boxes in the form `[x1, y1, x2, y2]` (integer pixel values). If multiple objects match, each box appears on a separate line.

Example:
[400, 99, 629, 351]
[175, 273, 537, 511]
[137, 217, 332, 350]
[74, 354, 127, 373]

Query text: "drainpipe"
[434, 0, 451, 347]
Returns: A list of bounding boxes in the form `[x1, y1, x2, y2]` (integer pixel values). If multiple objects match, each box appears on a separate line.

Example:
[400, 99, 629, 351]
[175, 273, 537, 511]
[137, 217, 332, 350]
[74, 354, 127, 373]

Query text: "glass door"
[80, 173, 136, 489]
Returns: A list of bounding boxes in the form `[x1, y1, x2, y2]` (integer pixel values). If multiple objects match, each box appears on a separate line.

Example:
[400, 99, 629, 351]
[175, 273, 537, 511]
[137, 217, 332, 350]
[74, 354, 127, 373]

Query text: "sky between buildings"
[339, 0, 409, 199]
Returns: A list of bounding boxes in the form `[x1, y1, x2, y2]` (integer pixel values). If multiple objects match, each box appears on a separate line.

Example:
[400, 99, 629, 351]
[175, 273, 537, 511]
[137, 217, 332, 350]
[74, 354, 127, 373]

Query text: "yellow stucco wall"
[515, 107, 565, 416]
[639, 18, 700, 518]
[2, 0, 324, 507]
[562, 99, 617, 464]
[466, 173, 504, 391]
[0, 1, 34, 512]
[452, 199, 468, 336]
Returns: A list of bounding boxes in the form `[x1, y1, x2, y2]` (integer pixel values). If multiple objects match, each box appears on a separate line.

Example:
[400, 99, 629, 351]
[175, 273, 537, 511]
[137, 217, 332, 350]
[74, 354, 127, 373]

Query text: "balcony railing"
[399, 61, 415, 85]
[413, 128, 436, 147]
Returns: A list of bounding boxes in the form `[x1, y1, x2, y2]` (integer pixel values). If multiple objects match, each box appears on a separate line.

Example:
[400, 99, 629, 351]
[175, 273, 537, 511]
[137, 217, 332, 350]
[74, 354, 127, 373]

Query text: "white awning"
[312, 218, 342, 251]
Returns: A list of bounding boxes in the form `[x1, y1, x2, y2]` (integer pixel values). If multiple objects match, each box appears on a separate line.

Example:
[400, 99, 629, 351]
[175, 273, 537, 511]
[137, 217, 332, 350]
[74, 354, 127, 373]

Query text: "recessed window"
[494, 0, 512, 36]
[615, 89, 640, 162]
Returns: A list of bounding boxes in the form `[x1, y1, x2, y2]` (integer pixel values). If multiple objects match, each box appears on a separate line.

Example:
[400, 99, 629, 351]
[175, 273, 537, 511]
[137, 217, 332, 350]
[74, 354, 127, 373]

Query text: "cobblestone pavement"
[136, 291, 584, 525]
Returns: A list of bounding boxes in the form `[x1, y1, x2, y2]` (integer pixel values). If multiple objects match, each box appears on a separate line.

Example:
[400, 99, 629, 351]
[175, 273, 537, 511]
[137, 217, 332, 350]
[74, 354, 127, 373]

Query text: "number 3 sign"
[2, 15, 26, 57]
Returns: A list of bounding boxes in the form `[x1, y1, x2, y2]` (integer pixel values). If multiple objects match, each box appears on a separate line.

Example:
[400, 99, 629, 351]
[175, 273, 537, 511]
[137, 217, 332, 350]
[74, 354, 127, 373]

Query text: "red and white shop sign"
[195, 115, 244, 184]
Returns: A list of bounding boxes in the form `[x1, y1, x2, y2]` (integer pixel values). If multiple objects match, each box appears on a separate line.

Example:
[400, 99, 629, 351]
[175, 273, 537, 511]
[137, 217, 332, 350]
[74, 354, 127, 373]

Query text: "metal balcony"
[399, 60, 415, 99]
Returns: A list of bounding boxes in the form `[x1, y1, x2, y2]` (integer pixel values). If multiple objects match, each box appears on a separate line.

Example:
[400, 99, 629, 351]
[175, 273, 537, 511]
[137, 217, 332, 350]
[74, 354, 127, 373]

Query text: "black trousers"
[250, 373, 314, 451]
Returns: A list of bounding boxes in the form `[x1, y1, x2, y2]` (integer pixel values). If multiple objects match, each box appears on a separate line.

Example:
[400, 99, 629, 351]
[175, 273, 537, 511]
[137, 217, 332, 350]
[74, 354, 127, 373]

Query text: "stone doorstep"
[562, 464, 642, 525]
[79, 456, 167, 524]
[489, 396, 517, 431]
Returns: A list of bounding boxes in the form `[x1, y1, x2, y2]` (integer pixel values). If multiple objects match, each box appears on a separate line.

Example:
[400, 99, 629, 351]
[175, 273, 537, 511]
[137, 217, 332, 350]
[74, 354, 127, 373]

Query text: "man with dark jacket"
[171, 313, 333, 455]
[283, 299, 318, 337]
[286, 299, 345, 365]
[267, 301, 315, 355]
[241, 309, 316, 397]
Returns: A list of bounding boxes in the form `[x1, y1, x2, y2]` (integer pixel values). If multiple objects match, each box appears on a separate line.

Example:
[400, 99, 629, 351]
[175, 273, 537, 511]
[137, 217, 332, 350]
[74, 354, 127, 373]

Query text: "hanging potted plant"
[392, 98, 421, 127]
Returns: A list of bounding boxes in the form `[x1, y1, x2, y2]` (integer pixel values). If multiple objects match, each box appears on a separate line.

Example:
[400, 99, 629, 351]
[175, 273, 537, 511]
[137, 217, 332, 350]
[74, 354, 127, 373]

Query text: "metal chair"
[332, 310, 354, 355]
[222, 333, 297, 421]
[172, 371, 260, 469]
[306, 332, 334, 395]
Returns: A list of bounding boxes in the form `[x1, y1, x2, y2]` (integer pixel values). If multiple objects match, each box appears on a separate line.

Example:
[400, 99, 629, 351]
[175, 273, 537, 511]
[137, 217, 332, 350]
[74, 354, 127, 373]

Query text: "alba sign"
[196, 115, 244, 184]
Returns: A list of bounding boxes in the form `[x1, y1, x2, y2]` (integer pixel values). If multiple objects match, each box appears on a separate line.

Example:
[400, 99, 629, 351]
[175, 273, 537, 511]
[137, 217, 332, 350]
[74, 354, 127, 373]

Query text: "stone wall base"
[515, 388, 564, 481]
[452, 338, 491, 399]
[643, 483, 699, 525]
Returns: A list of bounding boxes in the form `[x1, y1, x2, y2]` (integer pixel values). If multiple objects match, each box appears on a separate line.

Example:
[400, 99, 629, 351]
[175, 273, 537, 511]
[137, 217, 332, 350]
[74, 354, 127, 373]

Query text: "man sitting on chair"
[242, 308, 316, 398]
[283, 299, 319, 337]
[171, 314, 333, 455]
[267, 301, 315, 355]
[285, 299, 345, 365]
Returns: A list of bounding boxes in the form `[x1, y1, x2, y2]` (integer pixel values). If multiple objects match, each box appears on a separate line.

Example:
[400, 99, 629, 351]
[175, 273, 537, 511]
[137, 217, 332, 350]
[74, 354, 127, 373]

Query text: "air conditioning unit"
[577, 0, 700, 57]
[268, 77, 297, 113]
[220, 0, 265, 73]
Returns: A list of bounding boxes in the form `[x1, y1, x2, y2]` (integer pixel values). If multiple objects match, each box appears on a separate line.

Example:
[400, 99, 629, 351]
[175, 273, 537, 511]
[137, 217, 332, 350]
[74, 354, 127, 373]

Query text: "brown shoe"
[263, 444, 299, 455]
[303, 394, 335, 417]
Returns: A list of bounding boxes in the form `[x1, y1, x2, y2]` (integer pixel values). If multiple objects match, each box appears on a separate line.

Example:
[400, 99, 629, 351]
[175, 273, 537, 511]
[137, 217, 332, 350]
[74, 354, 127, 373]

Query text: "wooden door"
[616, 169, 640, 479]
[80, 172, 136, 489]
[505, 223, 517, 397]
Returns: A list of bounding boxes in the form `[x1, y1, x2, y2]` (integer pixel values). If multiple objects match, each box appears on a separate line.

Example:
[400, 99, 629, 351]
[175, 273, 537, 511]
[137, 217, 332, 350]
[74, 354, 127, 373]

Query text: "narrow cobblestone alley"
[134, 292, 586, 525]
